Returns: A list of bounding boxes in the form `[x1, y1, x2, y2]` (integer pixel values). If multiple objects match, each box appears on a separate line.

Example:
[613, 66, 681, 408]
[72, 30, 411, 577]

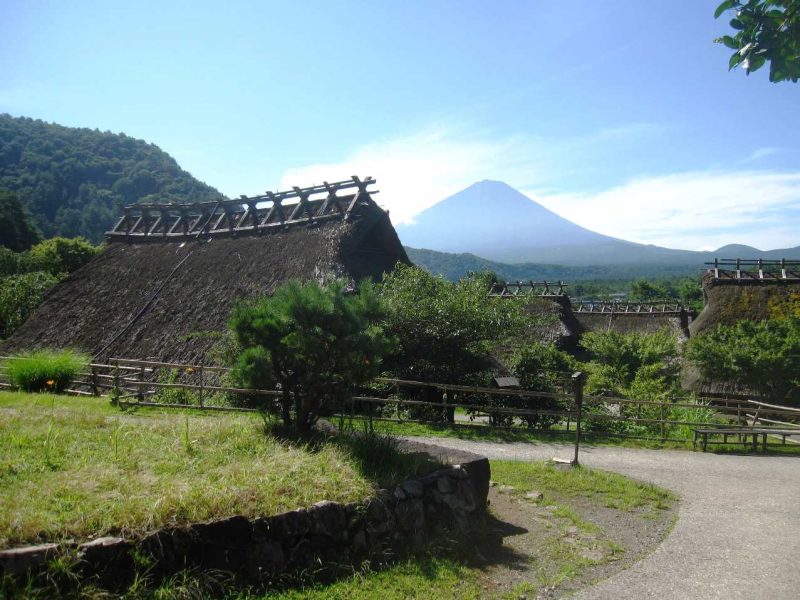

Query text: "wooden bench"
[693, 427, 800, 451]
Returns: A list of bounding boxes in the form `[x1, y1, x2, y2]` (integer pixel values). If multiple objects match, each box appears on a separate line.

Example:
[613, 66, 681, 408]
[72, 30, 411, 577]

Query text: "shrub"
[230, 280, 390, 431]
[687, 316, 800, 403]
[27, 237, 99, 276]
[0, 271, 59, 338]
[4, 349, 90, 393]
[504, 343, 577, 429]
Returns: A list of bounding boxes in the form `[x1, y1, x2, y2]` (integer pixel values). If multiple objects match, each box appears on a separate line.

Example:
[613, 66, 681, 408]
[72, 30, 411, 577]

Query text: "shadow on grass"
[260, 415, 443, 488]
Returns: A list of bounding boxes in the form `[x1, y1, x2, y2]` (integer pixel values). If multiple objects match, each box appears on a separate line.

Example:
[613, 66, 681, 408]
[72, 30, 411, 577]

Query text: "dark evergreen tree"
[0, 189, 42, 252]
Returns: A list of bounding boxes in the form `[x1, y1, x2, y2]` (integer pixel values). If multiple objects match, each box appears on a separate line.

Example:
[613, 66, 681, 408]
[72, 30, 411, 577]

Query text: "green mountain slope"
[0, 114, 225, 242]
[404, 247, 702, 281]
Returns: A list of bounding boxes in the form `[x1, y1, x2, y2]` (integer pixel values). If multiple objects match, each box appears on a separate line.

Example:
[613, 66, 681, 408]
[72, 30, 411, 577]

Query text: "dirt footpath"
[406, 437, 800, 600]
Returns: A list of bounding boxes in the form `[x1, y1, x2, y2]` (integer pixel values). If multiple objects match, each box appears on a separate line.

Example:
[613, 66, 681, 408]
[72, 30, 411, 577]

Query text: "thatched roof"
[575, 312, 691, 339]
[689, 273, 800, 336]
[525, 296, 584, 350]
[1, 179, 409, 363]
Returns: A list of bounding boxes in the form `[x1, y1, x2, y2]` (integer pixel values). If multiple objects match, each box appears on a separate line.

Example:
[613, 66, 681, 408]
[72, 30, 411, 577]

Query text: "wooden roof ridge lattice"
[107, 176, 379, 241]
[705, 258, 800, 282]
[488, 281, 568, 297]
[574, 300, 686, 314]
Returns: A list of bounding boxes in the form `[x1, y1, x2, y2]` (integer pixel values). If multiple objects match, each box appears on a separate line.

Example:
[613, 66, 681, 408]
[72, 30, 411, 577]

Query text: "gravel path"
[406, 436, 800, 599]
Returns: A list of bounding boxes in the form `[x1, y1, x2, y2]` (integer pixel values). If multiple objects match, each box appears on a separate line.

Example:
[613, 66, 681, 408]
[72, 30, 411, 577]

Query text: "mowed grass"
[260, 556, 482, 600]
[0, 391, 381, 548]
[490, 460, 676, 511]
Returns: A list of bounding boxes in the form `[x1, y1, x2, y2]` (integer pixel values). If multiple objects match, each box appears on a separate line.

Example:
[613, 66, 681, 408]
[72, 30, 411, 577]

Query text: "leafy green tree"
[27, 237, 99, 276]
[0, 271, 59, 339]
[715, 0, 800, 82]
[378, 264, 527, 383]
[230, 280, 390, 431]
[509, 343, 577, 429]
[677, 276, 704, 311]
[629, 278, 670, 302]
[580, 329, 679, 396]
[687, 317, 800, 402]
[0, 189, 41, 252]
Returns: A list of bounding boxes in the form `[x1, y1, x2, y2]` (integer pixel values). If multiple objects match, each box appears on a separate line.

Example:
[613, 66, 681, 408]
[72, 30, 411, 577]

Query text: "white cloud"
[279, 125, 800, 251]
[279, 127, 524, 225]
[530, 171, 800, 251]
[278, 123, 658, 225]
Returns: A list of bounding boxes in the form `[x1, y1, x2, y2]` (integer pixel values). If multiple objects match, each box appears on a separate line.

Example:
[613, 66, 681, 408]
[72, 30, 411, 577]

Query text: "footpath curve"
[405, 436, 800, 599]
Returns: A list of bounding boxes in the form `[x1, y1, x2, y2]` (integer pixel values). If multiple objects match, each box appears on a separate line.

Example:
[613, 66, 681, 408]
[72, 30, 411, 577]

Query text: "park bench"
[693, 427, 800, 452]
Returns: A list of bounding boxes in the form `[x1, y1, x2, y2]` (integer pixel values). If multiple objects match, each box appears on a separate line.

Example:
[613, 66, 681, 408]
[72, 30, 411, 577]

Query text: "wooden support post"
[198, 365, 205, 408]
[112, 361, 120, 406]
[660, 402, 666, 441]
[137, 365, 145, 402]
[91, 366, 98, 397]
[571, 372, 586, 466]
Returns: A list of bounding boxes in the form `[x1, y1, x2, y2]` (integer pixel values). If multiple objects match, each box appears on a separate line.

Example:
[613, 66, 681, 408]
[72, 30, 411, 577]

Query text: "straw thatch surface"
[576, 311, 691, 339]
[1, 208, 408, 363]
[689, 276, 800, 336]
[524, 296, 584, 350]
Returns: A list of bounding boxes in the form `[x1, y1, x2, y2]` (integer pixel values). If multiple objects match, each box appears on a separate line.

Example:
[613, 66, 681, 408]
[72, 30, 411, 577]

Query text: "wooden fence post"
[660, 402, 666, 441]
[90, 366, 98, 397]
[198, 366, 205, 408]
[112, 360, 120, 406]
[571, 372, 586, 466]
[137, 365, 145, 402]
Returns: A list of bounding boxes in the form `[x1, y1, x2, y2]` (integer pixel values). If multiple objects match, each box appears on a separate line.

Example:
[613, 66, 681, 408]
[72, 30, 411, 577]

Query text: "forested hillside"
[0, 114, 225, 242]
[405, 247, 701, 282]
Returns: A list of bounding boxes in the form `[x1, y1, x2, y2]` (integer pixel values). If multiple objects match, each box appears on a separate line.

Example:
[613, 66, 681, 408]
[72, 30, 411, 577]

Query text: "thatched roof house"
[488, 282, 583, 350]
[574, 301, 693, 340]
[1, 177, 409, 363]
[689, 260, 800, 336]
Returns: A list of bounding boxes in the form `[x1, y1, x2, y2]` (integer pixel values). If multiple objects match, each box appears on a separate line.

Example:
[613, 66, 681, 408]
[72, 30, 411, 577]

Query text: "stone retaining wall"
[0, 441, 489, 590]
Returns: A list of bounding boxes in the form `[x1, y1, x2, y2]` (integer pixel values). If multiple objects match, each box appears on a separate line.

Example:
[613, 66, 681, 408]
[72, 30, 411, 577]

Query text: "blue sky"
[1, 0, 798, 250]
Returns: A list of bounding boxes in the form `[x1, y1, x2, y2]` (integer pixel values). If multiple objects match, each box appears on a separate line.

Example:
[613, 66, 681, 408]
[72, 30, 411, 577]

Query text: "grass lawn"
[0, 391, 429, 548]
[490, 460, 676, 511]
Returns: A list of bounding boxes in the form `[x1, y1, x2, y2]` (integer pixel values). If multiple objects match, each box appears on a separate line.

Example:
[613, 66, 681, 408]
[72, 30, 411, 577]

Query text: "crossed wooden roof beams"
[107, 176, 377, 240]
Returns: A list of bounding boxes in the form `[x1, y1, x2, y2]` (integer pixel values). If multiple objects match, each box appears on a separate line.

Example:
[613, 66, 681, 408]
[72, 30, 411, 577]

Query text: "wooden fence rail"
[1, 356, 798, 447]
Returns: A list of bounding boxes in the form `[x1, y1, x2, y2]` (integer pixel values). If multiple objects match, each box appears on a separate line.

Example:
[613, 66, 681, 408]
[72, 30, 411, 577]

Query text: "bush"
[0, 271, 59, 338]
[230, 280, 390, 431]
[4, 349, 90, 393]
[27, 237, 99, 276]
[504, 343, 576, 429]
[687, 316, 800, 403]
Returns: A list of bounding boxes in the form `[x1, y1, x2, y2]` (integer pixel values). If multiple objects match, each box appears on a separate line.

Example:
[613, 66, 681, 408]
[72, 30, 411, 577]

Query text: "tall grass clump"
[4, 349, 89, 393]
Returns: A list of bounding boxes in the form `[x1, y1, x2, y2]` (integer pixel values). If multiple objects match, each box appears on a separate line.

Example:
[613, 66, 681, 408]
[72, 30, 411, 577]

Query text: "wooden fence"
[1, 356, 799, 447]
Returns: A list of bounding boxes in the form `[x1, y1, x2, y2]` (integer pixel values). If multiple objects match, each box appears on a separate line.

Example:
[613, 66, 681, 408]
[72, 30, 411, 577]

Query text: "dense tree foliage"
[0, 237, 99, 277]
[628, 276, 703, 311]
[580, 329, 679, 398]
[687, 317, 800, 402]
[715, 0, 800, 82]
[405, 246, 701, 284]
[0, 271, 58, 339]
[230, 280, 390, 431]
[506, 343, 577, 429]
[0, 114, 224, 243]
[0, 237, 100, 338]
[0, 189, 41, 252]
[378, 265, 527, 384]
[26, 237, 99, 276]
